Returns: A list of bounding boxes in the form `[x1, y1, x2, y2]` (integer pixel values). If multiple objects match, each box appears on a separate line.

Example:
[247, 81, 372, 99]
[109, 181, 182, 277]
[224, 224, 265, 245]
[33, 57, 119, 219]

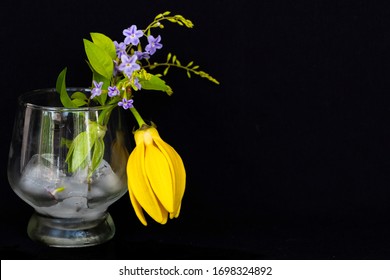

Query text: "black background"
[1, 0, 390, 259]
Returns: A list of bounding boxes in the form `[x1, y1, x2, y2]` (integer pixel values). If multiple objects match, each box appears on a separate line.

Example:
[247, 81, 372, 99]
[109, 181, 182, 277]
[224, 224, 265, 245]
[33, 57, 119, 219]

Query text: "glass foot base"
[27, 212, 116, 247]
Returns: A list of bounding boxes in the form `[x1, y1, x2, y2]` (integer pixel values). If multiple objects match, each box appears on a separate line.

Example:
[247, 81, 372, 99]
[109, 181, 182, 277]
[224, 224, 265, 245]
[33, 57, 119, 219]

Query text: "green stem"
[144, 62, 192, 72]
[144, 18, 164, 34]
[143, 62, 220, 85]
[130, 106, 146, 128]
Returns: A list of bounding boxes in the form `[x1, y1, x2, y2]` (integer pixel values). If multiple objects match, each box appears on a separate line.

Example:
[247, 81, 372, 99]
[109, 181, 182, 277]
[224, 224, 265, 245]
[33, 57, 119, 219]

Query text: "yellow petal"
[175, 203, 182, 218]
[148, 128, 177, 199]
[169, 203, 181, 219]
[127, 142, 166, 224]
[159, 202, 168, 225]
[144, 142, 175, 213]
[153, 136, 186, 217]
[129, 190, 147, 226]
[166, 144, 186, 216]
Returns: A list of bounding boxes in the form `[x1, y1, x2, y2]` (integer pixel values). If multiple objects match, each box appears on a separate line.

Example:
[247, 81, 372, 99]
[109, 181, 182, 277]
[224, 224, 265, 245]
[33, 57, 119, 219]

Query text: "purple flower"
[118, 98, 134, 109]
[118, 54, 140, 77]
[123, 25, 144, 46]
[133, 78, 142, 90]
[114, 41, 127, 58]
[113, 60, 119, 76]
[134, 51, 150, 60]
[145, 35, 162, 55]
[108, 86, 120, 97]
[91, 81, 103, 98]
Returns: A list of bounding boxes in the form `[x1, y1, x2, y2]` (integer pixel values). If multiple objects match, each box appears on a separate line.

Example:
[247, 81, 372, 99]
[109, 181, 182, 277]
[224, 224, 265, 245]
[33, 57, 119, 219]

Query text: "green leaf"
[71, 91, 88, 101]
[90, 33, 116, 60]
[61, 137, 73, 149]
[55, 68, 78, 108]
[83, 39, 114, 80]
[90, 138, 104, 177]
[55, 68, 65, 94]
[66, 132, 92, 172]
[139, 74, 173, 95]
[71, 91, 88, 107]
[72, 98, 88, 107]
[66, 122, 99, 172]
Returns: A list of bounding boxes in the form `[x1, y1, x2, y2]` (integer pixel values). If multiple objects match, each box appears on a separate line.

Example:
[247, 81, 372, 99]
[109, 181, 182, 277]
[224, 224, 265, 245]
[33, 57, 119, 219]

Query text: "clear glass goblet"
[7, 88, 130, 247]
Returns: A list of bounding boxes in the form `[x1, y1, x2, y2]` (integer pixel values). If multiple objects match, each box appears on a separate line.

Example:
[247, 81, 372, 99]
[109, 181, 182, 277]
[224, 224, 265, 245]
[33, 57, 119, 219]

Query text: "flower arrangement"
[56, 11, 218, 225]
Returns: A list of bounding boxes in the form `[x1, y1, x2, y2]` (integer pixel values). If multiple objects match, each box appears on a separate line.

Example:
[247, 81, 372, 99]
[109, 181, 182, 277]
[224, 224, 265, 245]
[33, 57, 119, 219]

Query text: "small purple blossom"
[113, 60, 119, 76]
[118, 98, 134, 109]
[145, 35, 162, 55]
[123, 25, 144, 46]
[118, 54, 140, 77]
[108, 86, 120, 97]
[133, 78, 142, 90]
[91, 81, 103, 98]
[114, 41, 127, 57]
[134, 51, 150, 60]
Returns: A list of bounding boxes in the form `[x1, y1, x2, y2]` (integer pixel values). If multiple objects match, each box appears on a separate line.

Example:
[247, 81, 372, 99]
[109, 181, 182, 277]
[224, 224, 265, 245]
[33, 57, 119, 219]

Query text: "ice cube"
[88, 160, 123, 200]
[18, 154, 65, 207]
[39, 196, 89, 218]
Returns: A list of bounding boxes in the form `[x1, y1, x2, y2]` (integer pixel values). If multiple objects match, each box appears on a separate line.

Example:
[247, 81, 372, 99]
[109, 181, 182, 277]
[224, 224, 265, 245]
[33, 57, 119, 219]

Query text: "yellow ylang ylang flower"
[126, 125, 186, 225]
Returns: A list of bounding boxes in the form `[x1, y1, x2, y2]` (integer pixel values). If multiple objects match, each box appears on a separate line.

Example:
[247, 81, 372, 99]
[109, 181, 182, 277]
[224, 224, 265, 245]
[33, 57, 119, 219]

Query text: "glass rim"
[18, 88, 114, 112]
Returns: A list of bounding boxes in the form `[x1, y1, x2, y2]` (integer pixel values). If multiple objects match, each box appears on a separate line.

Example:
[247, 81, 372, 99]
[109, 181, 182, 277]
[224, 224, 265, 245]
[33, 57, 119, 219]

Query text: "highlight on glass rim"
[56, 11, 219, 225]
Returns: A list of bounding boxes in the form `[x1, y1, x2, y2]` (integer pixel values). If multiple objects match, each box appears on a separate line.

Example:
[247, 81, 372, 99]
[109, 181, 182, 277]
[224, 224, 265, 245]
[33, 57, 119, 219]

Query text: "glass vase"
[7, 88, 130, 247]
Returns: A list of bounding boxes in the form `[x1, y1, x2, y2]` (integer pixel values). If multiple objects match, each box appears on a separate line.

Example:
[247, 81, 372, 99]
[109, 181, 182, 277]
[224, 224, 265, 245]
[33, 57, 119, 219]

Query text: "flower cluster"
[90, 24, 163, 110]
[57, 12, 218, 112]
[56, 11, 218, 226]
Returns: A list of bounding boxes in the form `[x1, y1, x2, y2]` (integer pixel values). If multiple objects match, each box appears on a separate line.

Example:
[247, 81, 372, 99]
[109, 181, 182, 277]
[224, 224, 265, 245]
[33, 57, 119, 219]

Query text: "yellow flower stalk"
[126, 120, 186, 225]
[110, 130, 129, 184]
